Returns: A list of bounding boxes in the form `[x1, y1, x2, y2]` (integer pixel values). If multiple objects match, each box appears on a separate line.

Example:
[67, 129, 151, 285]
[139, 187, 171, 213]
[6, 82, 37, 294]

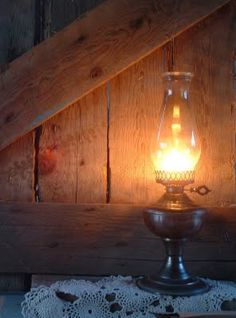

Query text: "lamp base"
[137, 191, 211, 296]
[136, 276, 210, 296]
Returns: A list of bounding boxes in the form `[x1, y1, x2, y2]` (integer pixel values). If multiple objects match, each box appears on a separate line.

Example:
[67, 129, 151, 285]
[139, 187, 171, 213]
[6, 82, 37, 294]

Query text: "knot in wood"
[90, 67, 103, 79]
[129, 16, 144, 30]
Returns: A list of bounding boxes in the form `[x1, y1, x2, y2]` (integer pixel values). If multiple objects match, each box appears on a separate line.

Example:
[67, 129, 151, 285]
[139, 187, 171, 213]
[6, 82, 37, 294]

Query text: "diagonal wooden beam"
[0, 0, 230, 151]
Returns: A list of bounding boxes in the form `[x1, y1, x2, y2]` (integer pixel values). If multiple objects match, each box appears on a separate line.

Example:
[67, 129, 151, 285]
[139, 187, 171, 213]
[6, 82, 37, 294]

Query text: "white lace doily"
[22, 276, 236, 318]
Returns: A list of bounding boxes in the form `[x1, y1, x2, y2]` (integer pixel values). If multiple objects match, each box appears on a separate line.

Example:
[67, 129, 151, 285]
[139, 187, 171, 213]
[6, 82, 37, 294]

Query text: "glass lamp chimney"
[153, 72, 201, 186]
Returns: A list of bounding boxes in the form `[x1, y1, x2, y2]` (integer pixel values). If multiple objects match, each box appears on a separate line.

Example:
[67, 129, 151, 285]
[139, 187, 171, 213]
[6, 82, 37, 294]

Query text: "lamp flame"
[153, 147, 197, 172]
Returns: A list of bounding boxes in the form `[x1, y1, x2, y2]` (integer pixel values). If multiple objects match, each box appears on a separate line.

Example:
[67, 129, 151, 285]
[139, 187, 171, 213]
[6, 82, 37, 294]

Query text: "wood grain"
[38, 0, 107, 203]
[39, 87, 107, 202]
[110, 2, 236, 206]
[0, 0, 230, 151]
[0, 0, 37, 293]
[0, 202, 235, 278]
[0, 1, 35, 65]
[50, 0, 104, 33]
[0, 1, 35, 201]
[174, 1, 236, 206]
[0, 274, 30, 292]
[0, 134, 34, 201]
[109, 49, 164, 203]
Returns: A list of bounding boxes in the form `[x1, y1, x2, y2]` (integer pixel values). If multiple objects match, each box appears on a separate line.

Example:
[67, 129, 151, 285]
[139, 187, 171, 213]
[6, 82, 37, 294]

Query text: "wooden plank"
[50, 0, 104, 33]
[0, 134, 34, 202]
[0, 1, 35, 202]
[173, 1, 236, 206]
[0, 0, 230, 151]
[38, 0, 107, 203]
[0, 0, 39, 292]
[109, 47, 164, 203]
[0, 274, 30, 292]
[3, 257, 236, 280]
[0, 1, 35, 65]
[39, 86, 107, 202]
[0, 202, 235, 277]
[110, 1, 236, 207]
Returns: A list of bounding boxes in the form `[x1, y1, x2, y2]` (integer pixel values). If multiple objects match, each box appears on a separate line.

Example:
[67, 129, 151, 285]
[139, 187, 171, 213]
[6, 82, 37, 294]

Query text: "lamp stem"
[159, 238, 190, 281]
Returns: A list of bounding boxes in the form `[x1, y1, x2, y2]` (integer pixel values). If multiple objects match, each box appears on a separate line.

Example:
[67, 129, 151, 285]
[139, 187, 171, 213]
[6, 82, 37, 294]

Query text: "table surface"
[0, 294, 24, 318]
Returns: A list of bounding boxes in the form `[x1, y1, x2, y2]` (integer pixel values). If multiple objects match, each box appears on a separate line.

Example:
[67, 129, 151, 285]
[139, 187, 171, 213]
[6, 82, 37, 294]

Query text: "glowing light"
[153, 147, 196, 172]
[173, 106, 180, 119]
[171, 123, 181, 134]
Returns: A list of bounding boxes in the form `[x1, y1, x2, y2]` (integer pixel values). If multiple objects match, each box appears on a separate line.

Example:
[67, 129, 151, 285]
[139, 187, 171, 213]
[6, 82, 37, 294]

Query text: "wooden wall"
[0, 1, 235, 206]
[36, 0, 107, 204]
[0, 0, 106, 291]
[0, 0, 106, 204]
[110, 0, 235, 206]
[37, 0, 236, 207]
[0, 0, 35, 202]
[0, 0, 235, 289]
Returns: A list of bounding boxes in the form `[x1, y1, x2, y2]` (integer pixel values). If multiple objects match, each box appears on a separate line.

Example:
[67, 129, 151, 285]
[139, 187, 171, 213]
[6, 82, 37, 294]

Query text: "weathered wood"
[110, 1, 236, 206]
[0, 274, 30, 292]
[174, 1, 236, 206]
[50, 0, 104, 33]
[38, 0, 107, 203]
[0, 134, 34, 202]
[0, 202, 235, 278]
[0, 1, 35, 202]
[0, 1, 35, 65]
[0, 0, 42, 291]
[0, 0, 230, 151]
[39, 87, 107, 202]
[109, 49, 164, 203]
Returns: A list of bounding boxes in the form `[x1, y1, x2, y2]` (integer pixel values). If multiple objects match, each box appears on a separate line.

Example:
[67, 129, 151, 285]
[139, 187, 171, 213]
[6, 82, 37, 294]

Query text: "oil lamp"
[137, 72, 210, 296]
